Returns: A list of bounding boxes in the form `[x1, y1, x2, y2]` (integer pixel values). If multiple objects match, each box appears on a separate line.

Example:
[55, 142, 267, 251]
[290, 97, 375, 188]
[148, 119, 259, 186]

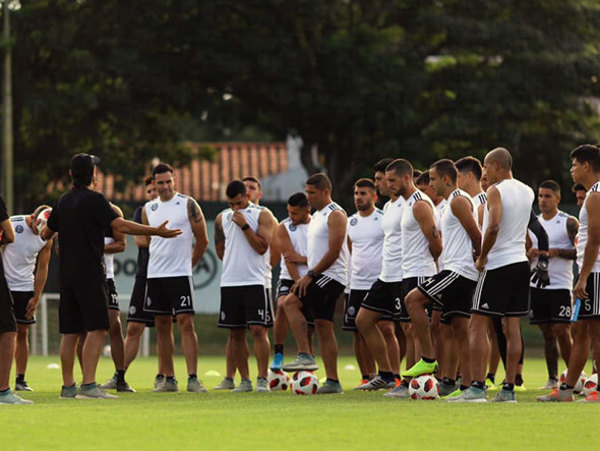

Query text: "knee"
[283, 294, 300, 310]
[355, 311, 371, 331]
[249, 326, 266, 340]
[155, 316, 172, 332]
[378, 322, 394, 339]
[230, 329, 246, 343]
[177, 317, 195, 334]
[405, 289, 421, 309]
[314, 320, 333, 335]
[126, 323, 145, 339]
[16, 326, 28, 340]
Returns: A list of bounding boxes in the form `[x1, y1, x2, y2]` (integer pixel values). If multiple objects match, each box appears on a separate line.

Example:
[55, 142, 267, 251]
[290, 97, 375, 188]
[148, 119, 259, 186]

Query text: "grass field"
[0, 355, 597, 450]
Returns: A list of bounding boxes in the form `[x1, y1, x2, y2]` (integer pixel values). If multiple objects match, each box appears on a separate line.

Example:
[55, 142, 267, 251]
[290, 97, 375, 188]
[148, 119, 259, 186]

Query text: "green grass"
[0, 356, 597, 450]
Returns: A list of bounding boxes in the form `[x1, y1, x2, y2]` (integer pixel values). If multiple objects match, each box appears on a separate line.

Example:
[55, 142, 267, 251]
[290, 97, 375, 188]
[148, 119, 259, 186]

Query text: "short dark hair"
[306, 173, 332, 191]
[144, 175, 154, 186]
[226, 180, 246, 198]
[152, 163, 174, 177]
[539, 180, 561, 194]
[242, 176, 262, 190]
[374, 158, 394, 174]
[455, 156, 483, 181]
[413, 169, 423, 179]
[354, 178, 376, 190]
[570, 144, 600, 172]
[288, 192, 309, 208]
[386, 159, 413, 177]
[430, 159, 458, 183]
[415, 171, 430, 186]
[572, 183, 586, 192]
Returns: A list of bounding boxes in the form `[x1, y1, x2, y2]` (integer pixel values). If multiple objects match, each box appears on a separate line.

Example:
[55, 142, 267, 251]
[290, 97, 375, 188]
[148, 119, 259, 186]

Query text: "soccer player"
[42, 154, 181, 399]
[403, 160, 481, 397]
[2, 206, 54, 392]
[215, 180, 275, 392]
[416, 171, 446, 215]
[450, 147, 534, 403]
[281, 173, 348, 394]
[142, 163, 209, 393]
[572, 183, 586, 208]
[455, 156, 487, 227]
[527, 180, 577, 389]
[539, 144, 600, 402]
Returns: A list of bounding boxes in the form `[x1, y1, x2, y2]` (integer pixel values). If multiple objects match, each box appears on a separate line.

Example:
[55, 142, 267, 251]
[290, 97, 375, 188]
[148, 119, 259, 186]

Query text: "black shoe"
[116, 380, 136, 392]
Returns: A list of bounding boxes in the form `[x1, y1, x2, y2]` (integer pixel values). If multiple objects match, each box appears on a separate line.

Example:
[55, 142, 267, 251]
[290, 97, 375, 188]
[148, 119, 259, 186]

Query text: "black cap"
[70, 153, 100, 176]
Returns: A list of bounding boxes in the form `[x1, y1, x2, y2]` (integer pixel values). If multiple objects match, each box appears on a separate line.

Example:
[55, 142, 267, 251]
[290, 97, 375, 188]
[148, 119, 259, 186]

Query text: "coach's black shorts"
[218, 284, 274, 328]
[11, 291, 35, 325]
[0, 277, 16, 333]
[144, 276, 195, 316]
[299, 275, 345, 322]
[276, 279, 314, 326]
[360, 279, 403, 320]
[127, 277, 155, 326]
[418, 271, 476, 323]
[106, 278, 119, 311]
[529, 288, 572, 324]
[578, 272, 600, 320]
[399, 277, 429, 322]
[472, 261, 530, 317]
[59, 283, 110, 334]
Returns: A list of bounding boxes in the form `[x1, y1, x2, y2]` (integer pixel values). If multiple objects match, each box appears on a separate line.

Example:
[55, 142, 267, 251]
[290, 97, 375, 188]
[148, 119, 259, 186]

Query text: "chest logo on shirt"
[15, 225, 23, 234]
[350, 218, 358, 226]
[289, 224, 297, 232]
[151, 203, 159, 211]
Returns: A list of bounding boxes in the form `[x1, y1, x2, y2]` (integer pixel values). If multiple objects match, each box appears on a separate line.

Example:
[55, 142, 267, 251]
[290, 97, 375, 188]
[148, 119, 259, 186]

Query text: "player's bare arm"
[548, 216, 579, 260]
[188, 197, 209, 267]
[270, 217, 281, 267]
[477, 203, 485, 228]
[452, 195, 482, 257]
[0, 218, 15, 245]
[214, 213, 225, 260]
[574, 193, 600, 299]
[105, 204, 126, 254]
[413, 200, 442, 260]
[139, 206, 152, 247]
[277, 222, 301, 282]
[111, 216, 182, 238]
[26, 238, 53, 320]
[476, 185, 502, 271]
[233, 208, 273, 255]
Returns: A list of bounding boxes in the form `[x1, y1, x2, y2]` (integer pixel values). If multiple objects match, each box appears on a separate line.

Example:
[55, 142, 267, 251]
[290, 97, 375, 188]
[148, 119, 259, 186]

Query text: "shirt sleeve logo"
[350, 218, 358, 226]
[289, 224, 297, 232]
[15, 224, 23, 234]
[150, 203, 159, 211]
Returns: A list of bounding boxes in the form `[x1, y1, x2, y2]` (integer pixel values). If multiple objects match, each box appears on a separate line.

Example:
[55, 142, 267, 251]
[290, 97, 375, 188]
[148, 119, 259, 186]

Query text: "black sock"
[401, 379, 409, 388]
[156, 374, 165, 380]
[503, 382, 514, 391]
[460, 384, 469, 391]
[274, 344, 284, 354]
[472, 380, 485, 390]
[515, 374, 524, 386]
[116, 370, 125, 382]
[16, 374, 25, 383]
[188, 373, 197, 379]
[361, 374, 369, 381]
[486, 372, 495, 384]
[560, 383, 574, 390]
[326, 378, 339, 384]
[224, 376, 234, 382]
[166, 376, 176, 383]
[549, 375, 559, 382]
[422, 356, 436, 364]
[442, 377, 455, 386]
[393, 374, 401, 380]
[379, 371, 394, 382]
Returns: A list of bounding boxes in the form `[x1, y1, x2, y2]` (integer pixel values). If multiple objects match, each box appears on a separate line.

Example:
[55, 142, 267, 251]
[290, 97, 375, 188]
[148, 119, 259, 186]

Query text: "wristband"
[241, 224, 250, 231]
[307, 269, 315, 279]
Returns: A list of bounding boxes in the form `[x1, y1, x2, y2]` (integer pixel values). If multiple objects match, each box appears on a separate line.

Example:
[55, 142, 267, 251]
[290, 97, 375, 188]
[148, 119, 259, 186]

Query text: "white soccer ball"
[268, 370, 290, 391]
[409, 375, 439, 400]
[583, 373, 599, 396]
[36, 208, 52, 234]
[290, 371, 318, 395]
[560, 369, 586, 394]
[102, 345, 111, 357]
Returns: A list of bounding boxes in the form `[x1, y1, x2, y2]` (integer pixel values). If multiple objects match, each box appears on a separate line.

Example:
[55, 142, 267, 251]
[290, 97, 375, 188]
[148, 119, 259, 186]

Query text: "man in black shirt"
[42, 154, 181, 399]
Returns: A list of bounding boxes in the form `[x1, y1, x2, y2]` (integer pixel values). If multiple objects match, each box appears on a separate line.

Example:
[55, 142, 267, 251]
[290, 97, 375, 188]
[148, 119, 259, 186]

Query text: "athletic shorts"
[144, 276, 195, 316]
[343, 289, 369, 331]
[0, 277, 16, 333]
[218, 284, 274, 328]
[127, 277, 155, 326]
[471, 261, 530, 317]
[106, 278, 119, 311]
[276, 279, 314, 326]
[59, 283, 110, 334]
[399, 277, 429, 322]
[417, 271, 476, 323]
[529, 288, 572, 324]
[579, 272, 600, 320]
[360, 279, 403, 320]
[11, 291, 35, 325]
[299, 275, 345, 322]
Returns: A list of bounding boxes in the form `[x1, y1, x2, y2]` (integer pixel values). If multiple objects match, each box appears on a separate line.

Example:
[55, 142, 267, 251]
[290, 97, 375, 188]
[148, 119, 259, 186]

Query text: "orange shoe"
[537, 388, 574, 402]
[353, 379, 370, 390]
[578, 390, 600, 403]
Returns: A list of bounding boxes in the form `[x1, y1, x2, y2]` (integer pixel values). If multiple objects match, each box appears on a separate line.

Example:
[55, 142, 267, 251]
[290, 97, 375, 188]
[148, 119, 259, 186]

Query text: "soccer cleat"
[255, 377, 271, 393]
[60, 384, 78, 399]
[539, 378, 559, 390]
[489, 388, 517, 403]
[514, 384, 527, 392]
[386, 379, 399, 389]
[152, 378, 179, 393]
[355, 375, 392, 391]
[14, 381, 33, 392]
[353, 379, 370, 390]
[443, 388, 464, 399]
[446, 386, 487, 403]
[401, 358, 438, 378]
[0, 389, 33, 405]
[100, 374, 118, 390]
[154, 375, 165, 389]
[383, 383, 410, 398]
[231, 379, 253, 393]
[187, 376, 208, 393]
[76, 384, 118, 399]
[270, 352, 284, 371]
[487, 383, 501, 392]
[536, 388, 573, 402]
[316, 380, 343, 394]
[282, 354, 318, 372]
[116, 381, 136, 393]
[214, 378, 235, 390]
[485, 377, 495, 388]
[438, 380, 458, 397]
[577, 390, 600, 403]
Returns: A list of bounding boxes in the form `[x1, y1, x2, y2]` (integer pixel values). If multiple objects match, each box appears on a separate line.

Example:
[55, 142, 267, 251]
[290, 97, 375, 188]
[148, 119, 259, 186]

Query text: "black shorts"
[11, 291, 35, 325]
[417, 271, 476, 323]
[298, 275, 345, 322]
[399, 277, 429, 322]
[344, 289, 368, 331]
[106, 278, 119, 311]
[144, 276, 195, 316]
[360, 279, 403, 320]
[529, 288, 572, 324]
[59, 283, 110, 334]
[218, 285, 274, 328]
[472, 261, 530, 317]
[276, 279, 315, 326]
[0, 277, 16, 333]
[127, 277, 155, 327]
[579, 273, 600, 320]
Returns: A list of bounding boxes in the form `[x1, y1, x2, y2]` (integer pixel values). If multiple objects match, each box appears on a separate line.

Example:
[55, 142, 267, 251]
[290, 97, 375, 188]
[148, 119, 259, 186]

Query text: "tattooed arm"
[214, 213, 225, 260]
[414, 200, 442, 260]
[188, 197, 209, 267]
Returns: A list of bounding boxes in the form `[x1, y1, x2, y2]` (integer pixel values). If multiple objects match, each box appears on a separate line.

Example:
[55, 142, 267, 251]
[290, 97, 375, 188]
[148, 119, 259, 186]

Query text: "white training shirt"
[529, 211, 575, 290]
[220, 203, 268, 287]
[104, 237, 115, 279]
[577, 182, 600, 273]
[348, 209, 384, 290]
[401, 190, 438, 278]
[483, 179, 534, 270]
[379, 197, 405, 282]
[440, 189, 479, 281]
[279, 217, 309, 281]
[2, 216, 46, 292]
[145, 193, 194, 278]
[307, 202, 349, 286]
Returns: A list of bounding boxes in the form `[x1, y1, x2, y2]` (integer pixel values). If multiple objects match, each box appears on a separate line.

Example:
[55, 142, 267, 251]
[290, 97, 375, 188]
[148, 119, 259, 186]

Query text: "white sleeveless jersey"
[379, 197, 405, 282]
[307, 202, 349, 286]
[473, 192, 487, 210]
[577, 182, 600, 273]
[401, 190, 438, 278]
[529, 211, 575, 290]
[2, 216, 46, 291]
[146, 193, 194, 278]
[440, 190, 479, 281]
[279, 218, 309, 281]
[104, 237, 115, 279]
[348, 209, 384, 290]
[220, 204, 268, 287]
[483, 179, 534, 270]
